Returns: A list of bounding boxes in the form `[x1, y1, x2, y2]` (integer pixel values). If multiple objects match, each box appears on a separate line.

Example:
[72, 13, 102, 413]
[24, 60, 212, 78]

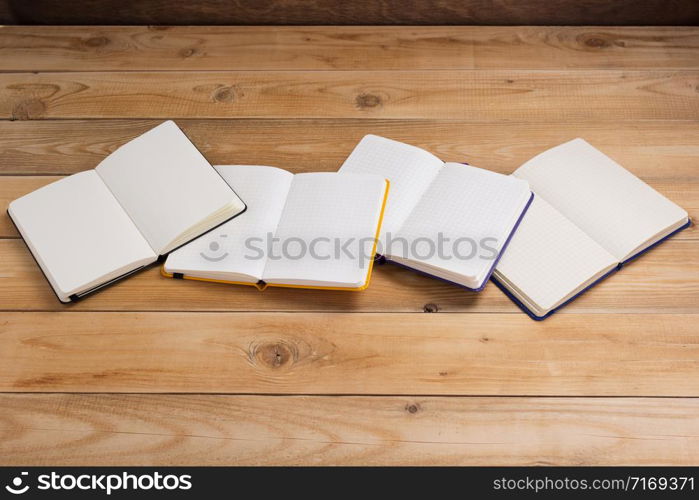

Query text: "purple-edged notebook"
[339, 135, 534, 291]
[492, 139, 691, 320]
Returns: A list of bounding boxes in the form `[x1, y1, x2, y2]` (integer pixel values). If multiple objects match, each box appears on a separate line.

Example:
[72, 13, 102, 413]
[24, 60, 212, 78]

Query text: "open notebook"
[338, 135, 533, 291]
[163, 166, 389, 290]
[8, 121, 246, 303]
[493, 138, 690, 320]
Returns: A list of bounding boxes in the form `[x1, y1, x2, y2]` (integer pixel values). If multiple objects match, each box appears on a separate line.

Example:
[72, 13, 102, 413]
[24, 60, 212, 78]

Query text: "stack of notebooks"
[9, 121, 690, 320]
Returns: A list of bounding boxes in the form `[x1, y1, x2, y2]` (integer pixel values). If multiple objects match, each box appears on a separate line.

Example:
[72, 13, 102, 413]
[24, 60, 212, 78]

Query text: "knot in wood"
[84, 36, 110, 48]
[249, 340, 297, 369]
[423, 303, 439, 313]
[405, 403, 421, 414]
[581, 35, 611, 49]
[355, 93, 382, 109]
[180, 47, 197, 58]
[213, 86, 235, 103]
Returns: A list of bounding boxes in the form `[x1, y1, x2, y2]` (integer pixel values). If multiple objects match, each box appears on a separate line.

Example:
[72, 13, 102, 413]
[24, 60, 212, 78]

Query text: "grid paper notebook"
[339, 135, 533, 291]
[493, 138, 690, 320]
[163, 166, 390, 291]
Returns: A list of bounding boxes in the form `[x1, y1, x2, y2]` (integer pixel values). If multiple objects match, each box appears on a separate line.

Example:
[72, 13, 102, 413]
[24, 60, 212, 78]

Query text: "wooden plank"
[7, 0, 699, 26]
[2, 394, 699, 465]
[3, 119, 699, 176]
[1, 312, 698, 395]
[0, 239, 697, 313]
[472, 27, 699, 70]
[1, 27, 699, 71]
[2, 175, 696, 240]
[2, 237, 698, 312]
[2, 71, 698, 120]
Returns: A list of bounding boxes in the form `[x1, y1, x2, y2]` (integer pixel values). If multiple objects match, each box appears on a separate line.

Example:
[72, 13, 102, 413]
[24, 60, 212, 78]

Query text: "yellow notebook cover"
[162, 179, 390, 291]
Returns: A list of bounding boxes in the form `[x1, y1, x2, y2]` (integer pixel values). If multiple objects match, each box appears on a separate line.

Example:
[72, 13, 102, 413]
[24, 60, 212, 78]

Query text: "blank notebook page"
[392, 163, 530, 281]
[494, 195, 618, 313]
[339, 134, 443, 249]
[96, 120, 242, 254]
[514, 138, 688, 261]
[262, 173, 386, 286]
[165, 166, 293, 281]
[8, 171, 156, 299]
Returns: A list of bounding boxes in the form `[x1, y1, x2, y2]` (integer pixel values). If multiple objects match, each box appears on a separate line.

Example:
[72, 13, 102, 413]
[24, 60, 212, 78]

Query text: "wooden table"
[0, 26, 698, 466]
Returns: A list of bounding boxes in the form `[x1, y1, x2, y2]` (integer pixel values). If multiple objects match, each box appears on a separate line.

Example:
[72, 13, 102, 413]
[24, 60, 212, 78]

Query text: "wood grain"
[0, 239, 696, 313]
[2, 71, 699, 120]
[1, 27, 699, 71]
[1, 312, 698, 395]
[7, 0, 699, 26]
[1, 25, 698, 467]
[2, 394, 699, 465]
[3, 119, 699, 176]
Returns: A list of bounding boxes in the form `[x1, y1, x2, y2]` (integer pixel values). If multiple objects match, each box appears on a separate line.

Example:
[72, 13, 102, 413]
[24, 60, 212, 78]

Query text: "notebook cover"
[381, 191, 534, 292]
[155, 203, 247, 259]
[492, 265, 620, 321]
[162, 179, 390, 292]
[493, 217, 692, 320]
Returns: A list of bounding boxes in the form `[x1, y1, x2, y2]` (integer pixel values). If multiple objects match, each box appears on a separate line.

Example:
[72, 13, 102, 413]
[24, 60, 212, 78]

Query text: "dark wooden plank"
[2, 70, 699, 120]
[7, 0, 699, 26]
[0, 0, 16, 24]
[1, 313, 698, 395]
[1, 27, 699, 71]
[2, 394, 699, 465]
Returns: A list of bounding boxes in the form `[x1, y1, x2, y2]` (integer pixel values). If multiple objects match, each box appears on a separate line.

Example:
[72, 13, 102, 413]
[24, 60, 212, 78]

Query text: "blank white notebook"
[493, 138, 690, 319]
[8, 121, 246, 303]
[164, 166, 389, 290]
[339, 135, 532, 290]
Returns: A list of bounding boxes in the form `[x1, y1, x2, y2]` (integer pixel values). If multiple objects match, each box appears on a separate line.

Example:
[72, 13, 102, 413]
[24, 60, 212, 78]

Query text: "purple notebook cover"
[376, 191, 535, 292]
[492, 217, 692, 320]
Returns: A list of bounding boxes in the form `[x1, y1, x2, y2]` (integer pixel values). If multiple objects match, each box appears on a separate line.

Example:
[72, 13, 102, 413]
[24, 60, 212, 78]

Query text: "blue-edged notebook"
[492, 139, 691, 320]
[339, 135, 533, 291]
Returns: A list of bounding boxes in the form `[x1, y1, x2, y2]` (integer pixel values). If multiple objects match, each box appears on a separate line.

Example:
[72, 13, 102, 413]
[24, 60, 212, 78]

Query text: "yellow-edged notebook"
[162, 165, 389, 291]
